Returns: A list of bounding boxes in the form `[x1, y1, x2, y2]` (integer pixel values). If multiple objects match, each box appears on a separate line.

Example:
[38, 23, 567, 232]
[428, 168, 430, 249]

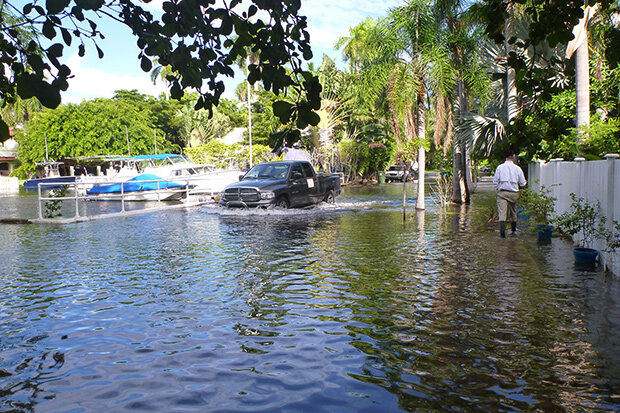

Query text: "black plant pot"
[573, 247, 599, 267]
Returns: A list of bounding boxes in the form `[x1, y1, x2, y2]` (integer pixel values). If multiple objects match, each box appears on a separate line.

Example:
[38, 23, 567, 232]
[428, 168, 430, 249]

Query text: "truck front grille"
[224, 188, 260, 202]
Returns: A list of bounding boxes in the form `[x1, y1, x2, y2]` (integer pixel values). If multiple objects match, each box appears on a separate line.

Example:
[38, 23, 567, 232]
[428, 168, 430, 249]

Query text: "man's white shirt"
[493, 160, 527, 192]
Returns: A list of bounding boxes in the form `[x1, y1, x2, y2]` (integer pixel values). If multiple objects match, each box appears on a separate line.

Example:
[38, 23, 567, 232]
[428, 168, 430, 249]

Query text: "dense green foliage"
[184, 141, 276, 169]
[7, 0, 620, 186]
[14, 92, 182, 178]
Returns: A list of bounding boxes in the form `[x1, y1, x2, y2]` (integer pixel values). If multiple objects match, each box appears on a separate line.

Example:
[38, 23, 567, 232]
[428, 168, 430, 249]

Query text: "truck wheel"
[324, 190, 335, 204]
[275, 196, 290, 209]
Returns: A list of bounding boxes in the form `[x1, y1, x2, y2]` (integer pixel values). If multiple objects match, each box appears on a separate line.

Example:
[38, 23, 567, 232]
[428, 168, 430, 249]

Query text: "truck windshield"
[243, 163, 290, 180]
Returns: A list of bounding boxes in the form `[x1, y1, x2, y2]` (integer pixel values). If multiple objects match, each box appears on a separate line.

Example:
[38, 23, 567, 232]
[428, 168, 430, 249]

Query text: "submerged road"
[1, 184, 619, 411]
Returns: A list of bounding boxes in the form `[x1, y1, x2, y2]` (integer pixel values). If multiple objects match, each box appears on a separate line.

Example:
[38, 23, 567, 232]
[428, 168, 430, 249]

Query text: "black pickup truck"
[220, 161, 341, 208]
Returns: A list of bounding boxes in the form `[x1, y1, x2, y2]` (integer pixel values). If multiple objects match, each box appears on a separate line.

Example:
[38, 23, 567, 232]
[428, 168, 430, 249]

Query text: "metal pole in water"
[121, 182, 125, 213]
[403, 180, 407, 222]
[38, 183, 43, 220]
[74, 182, 79, 218]
[157, 180, 161, 204]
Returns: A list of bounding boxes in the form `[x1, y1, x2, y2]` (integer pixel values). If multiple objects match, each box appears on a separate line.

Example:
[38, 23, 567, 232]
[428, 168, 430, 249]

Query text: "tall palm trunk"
[416, 91, 425, 210]
[575, 38, 590, 144]
[566, 5, 597, 145]
[451, 78, 469, 203]
[505, 1, 518, 122]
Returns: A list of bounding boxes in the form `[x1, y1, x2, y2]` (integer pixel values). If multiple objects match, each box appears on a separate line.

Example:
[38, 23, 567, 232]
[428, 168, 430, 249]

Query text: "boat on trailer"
[86, 174, 189, 201]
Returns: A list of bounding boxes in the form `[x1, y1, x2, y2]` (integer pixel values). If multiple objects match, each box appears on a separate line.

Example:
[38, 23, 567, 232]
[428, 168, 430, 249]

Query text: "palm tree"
[566, 4, 598, 144]
[335, 18, 378, 75]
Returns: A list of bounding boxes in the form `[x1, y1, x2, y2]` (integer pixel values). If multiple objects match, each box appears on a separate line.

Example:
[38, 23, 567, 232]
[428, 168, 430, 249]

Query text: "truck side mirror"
[239, 174, 245, 181]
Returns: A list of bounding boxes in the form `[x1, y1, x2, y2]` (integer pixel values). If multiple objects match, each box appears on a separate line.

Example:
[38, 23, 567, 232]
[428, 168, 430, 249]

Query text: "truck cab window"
[301, 163, 314, 178]
[290, 164, 303, 180]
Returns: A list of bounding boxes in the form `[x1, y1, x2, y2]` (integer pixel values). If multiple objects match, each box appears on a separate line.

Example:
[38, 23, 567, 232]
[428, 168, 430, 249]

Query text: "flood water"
[1, 185, 619, 412]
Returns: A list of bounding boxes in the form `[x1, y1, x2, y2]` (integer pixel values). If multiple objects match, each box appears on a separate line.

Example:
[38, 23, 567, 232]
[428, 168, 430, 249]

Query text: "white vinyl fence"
[528, 154, 620, 275]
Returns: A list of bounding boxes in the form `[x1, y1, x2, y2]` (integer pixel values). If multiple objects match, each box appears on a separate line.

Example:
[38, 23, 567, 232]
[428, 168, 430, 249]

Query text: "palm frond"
[455, 112, 506, 157]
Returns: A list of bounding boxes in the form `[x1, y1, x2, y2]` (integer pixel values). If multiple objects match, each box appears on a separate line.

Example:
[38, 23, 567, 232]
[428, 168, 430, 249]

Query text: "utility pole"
[125, 125, 131, 156]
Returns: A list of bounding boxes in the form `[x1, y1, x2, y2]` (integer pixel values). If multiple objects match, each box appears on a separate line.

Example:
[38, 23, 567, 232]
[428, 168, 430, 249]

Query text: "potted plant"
[555, 193, 606, 266]
[519, 184, 556, 242]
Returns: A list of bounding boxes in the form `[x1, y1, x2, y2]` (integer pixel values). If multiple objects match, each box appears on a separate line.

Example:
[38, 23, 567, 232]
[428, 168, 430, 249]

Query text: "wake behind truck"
[219, 161, 341, 208]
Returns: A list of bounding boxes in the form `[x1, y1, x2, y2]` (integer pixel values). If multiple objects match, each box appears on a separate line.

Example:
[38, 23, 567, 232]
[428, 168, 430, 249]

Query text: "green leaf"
[36, 82, 62, 108]
[47, 43, 63, 58]
[16, 73, 38, 99]
[272, 100, 293, 124]
[0, 119, 11, 141]
[43, 21, 56, 40]
[140, 56, 152, 72]
[46, 0, 70, 14]
[60, 27, 72, 46]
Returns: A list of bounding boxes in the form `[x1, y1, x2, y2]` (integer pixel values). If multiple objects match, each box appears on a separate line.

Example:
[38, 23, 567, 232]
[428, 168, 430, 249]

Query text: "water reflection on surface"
[0, 186, 619, 411]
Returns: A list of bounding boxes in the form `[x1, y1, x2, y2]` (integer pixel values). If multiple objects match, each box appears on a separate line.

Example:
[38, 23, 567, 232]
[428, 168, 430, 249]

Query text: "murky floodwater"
[1, 185, 619, 412]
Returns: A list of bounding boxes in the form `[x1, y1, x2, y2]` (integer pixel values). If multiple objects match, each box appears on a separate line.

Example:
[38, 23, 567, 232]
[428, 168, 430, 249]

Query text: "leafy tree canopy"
[476, 0, 617, 102]
[14, 91, 180, 177]
[0, 0, 321, 140]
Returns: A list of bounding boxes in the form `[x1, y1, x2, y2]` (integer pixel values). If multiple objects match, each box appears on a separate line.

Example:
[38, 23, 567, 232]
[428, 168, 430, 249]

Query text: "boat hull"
[23, 176, 76, 190]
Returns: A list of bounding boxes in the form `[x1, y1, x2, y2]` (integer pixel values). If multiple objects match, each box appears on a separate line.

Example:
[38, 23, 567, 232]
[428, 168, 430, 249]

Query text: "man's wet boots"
[511, 221, 517, 233]
[499, 221, 506, 238]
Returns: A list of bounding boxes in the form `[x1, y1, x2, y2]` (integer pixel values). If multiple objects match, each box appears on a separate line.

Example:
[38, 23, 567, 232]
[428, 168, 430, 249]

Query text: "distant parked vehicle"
[220, 161, 341, 209]
[385, 165, 409, 182]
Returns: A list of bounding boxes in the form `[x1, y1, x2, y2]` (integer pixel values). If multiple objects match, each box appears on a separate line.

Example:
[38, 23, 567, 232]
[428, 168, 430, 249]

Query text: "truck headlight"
[260, 191, 275, 199]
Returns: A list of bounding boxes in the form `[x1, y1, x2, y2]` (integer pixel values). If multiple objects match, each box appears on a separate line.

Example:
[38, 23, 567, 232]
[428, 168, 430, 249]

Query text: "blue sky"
[60, 0, 403, 103]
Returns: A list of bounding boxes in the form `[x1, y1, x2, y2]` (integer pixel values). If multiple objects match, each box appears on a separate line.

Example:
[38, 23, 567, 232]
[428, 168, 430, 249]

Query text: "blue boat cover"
[87, 174, 185, 194]
[23, 176, 76, 189]
[132, 154, 180, 160]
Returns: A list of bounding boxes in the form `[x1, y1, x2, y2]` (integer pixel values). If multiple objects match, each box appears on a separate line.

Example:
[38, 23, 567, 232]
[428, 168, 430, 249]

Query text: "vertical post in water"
[38, 183, 43, 220]
[121, 182, 126, 213]
[403, 180, 407, 222]
[74, 182, 79, 218]
[157, 179, 161, 204]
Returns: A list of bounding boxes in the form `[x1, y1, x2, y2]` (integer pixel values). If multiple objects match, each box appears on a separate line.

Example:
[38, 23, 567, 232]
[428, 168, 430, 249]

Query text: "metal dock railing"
[32, 177, 215, 224]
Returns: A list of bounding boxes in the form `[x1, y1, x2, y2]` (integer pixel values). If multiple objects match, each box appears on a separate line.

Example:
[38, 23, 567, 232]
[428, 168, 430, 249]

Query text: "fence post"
[550, 158, 563, 204]
[604, 154, 618, 271]
[574, 157, 585, 200]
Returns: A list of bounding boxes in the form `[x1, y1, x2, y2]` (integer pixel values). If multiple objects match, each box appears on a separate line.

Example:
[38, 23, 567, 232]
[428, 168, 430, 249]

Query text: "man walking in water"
[493, 153, 527, 238]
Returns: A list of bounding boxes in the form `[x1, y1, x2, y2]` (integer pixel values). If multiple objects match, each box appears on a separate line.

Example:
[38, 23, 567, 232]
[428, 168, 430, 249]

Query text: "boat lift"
[31, 177, 216, 224]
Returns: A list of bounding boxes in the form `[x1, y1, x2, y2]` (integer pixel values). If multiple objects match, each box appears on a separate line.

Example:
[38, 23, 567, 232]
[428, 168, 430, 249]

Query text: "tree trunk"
[416, 92, 425, 210]
[575, 37, 590, 145]
[451, 78, 469, 203]
[505, 1, 518, 122]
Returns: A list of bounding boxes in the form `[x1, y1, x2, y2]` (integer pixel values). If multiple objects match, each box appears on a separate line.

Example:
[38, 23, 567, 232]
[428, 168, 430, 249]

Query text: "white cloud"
[300, 0, 401, 63]
[62, 54, 167, 103]
[59, 1, 401, 102]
